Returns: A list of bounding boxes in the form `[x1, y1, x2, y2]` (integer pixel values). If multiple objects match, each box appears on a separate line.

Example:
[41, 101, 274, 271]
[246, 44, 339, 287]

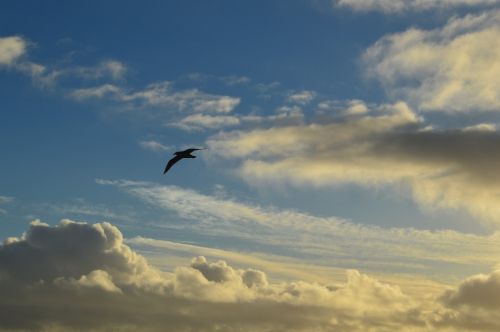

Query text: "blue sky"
[2, 1, 500, 330]
[1, 0, 486, 233]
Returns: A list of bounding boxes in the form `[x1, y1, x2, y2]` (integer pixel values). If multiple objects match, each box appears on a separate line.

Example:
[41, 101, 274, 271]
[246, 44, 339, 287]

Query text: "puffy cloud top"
[2, 220, 500, 331]
[0, 36, 27, 66]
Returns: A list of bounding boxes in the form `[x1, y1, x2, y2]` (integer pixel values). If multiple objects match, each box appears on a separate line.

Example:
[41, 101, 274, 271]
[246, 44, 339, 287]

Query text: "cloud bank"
[2, 220, 500, 331]
[206, 101, 500, 225]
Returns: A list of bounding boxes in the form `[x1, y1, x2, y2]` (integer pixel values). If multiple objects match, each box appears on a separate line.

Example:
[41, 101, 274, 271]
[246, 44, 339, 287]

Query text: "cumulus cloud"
[364, 10, 500, 112]
[4, 219, 500, 331]
[442, 269, 500, 309]
[0, 36, 27, 66]
[334, 0, 499, 13]
[206, 101, 500, 225]
[434, 268, 500, 331]
[0, 219, 429, 331]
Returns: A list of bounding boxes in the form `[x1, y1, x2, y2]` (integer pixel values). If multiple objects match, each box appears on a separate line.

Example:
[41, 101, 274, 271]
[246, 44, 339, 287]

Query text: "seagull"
[163, 148, 206, 174]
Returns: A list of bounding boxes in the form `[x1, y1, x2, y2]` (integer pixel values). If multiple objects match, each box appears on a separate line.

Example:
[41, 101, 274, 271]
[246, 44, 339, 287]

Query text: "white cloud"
[0, 36, 27, 66]
[364, 10, 500, 112]
[462, 123, 497, 132]
[172, 113, 241, 131]
[138, 140, 171, 152]
[335, 0, 499, 13]
[287, 90, 317, 105]
[100, 60, 127, 80]
[344, 99, 369, 115]
[69, 83, 122, 100]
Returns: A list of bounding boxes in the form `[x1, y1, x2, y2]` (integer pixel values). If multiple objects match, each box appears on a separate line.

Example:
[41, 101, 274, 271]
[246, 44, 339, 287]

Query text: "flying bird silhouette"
[163, 148, 205, 174]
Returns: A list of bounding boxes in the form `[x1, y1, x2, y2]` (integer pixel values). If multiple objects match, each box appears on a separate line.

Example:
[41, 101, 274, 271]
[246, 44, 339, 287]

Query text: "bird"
[163, 148, 206, 174]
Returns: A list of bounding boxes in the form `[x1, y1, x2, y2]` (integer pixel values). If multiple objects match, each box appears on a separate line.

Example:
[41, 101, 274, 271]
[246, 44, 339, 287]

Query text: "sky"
[1, 0, 500, 331]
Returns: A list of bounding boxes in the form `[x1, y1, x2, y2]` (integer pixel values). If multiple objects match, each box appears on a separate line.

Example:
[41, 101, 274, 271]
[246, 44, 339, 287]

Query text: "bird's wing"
[163, 155, 183, 174]
[184, 148, 205, 153]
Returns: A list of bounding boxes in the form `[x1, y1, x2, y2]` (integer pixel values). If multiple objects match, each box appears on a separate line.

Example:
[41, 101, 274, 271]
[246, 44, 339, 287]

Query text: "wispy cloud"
[0, 196, 14, 204]
[220, 75, 250, 85]
[171, 114, 241, 131]
[334, 0, 499, 13]
[138, 140, 171, 153]
[0, 36, 127, 87]
[70, 81, 241, 114]
[0, 195, 14, 215]
[98, 179, 500, 281]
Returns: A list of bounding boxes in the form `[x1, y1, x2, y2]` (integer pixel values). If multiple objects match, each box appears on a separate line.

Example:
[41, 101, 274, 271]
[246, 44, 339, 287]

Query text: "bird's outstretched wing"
[183, 148, 205, 154]
[163, 155, 183, 174]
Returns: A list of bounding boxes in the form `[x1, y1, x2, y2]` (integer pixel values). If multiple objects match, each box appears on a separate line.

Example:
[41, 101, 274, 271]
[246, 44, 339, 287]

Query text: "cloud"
[206, 101, 500, 225]
[5, 220, 500, 331]
[43, 199, 135, 222]
[220, 75, 251, 85]
[0, 219, 423, 331]
[0, 196, 13, 204]
[434, 268, 500, 331]
[64, 60, 128, 81]
[0, 36, 126, 87]
[0, 36, 27, 66]
[184, 114, 242, 130]
[442, 269, 500, 309]
[69, 83, 122, 99]
[99, 60, 127, 80]
[171, 114, 241, 131]
[99, 179, 500, 282]
[70, 81, 241, 114]
[334, 0, 499, 13]
[287, 90, 317, 105]
[0, 196, 14, 215]
[138, 140, 171, 152]
[364, 10, 500, 112]
[462, 123, 497, 132]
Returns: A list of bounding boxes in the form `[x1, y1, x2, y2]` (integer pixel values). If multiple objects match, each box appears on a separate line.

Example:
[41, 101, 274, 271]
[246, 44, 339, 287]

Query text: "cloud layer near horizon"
[2, 220, 500, 331]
